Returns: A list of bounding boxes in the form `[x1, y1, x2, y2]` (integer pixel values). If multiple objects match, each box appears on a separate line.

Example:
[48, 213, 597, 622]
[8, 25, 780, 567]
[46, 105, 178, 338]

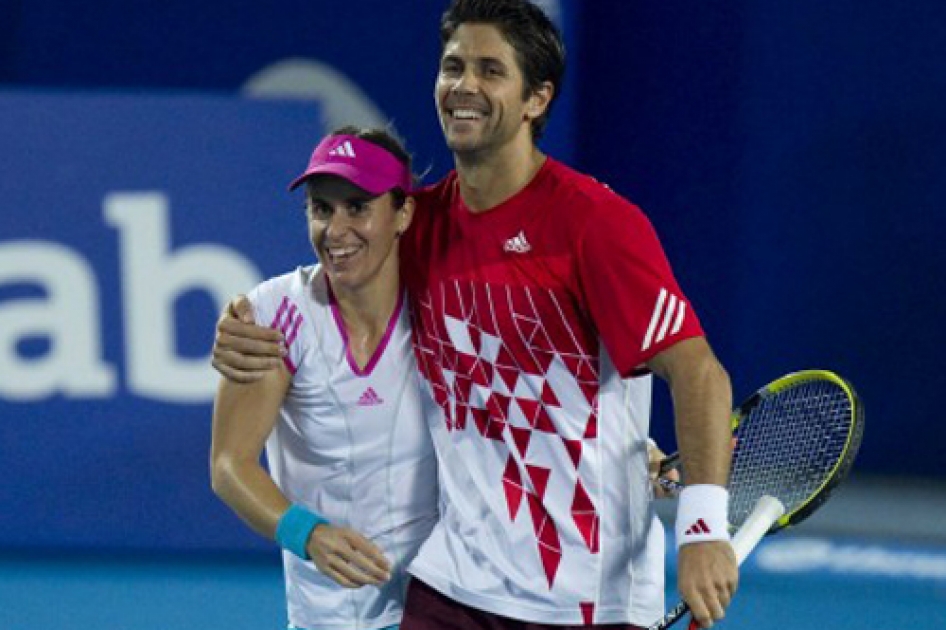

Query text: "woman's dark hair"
[440, 0, 565, 141]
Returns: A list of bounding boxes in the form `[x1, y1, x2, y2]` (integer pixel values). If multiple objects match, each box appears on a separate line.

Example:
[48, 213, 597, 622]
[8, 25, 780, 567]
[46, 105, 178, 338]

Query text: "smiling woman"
[209, 126, 437, 630]
[293, 131, 415, 306]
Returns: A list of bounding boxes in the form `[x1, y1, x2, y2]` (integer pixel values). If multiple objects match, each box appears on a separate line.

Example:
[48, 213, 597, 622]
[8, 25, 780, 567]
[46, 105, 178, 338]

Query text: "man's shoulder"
[413, 171, 457, 205]
[544, 158, 647, 220]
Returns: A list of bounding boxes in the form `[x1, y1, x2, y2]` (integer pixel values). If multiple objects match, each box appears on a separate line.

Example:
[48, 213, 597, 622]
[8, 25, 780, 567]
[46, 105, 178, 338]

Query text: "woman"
[210, 126, 437, 630]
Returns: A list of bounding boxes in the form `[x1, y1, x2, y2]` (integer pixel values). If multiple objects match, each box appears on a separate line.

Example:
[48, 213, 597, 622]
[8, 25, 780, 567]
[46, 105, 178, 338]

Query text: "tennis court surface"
[2, 531, 944, 629]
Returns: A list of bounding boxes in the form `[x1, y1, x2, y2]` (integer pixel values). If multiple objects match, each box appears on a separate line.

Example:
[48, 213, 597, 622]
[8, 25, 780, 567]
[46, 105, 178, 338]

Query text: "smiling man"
[396, 2, 737, 629]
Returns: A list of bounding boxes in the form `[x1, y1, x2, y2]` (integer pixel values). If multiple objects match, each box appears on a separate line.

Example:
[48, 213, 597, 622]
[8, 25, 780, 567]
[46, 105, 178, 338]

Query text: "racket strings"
[728, 380, 853, 528]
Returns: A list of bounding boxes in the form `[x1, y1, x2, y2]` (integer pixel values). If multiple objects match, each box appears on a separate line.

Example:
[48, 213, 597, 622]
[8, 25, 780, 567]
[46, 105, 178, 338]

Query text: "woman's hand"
[307, 525, 393, 588]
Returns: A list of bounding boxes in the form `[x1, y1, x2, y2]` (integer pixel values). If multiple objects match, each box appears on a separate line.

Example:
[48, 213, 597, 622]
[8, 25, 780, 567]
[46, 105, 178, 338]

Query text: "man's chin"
[446, 137, 488, 158]
[446, 135, 476, 150]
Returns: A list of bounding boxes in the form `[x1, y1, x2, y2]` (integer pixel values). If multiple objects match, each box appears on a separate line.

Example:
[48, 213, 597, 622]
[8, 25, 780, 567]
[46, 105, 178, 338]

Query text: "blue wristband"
[275, 504, 329, 560]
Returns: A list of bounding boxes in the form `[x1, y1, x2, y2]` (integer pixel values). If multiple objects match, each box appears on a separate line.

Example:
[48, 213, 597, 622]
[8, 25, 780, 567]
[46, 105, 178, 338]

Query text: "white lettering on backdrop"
[0, 192, 262, 403]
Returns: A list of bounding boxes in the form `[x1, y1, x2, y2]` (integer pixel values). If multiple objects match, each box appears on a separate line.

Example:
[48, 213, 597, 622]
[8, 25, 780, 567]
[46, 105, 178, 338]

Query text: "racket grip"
[657, 476, 684, 495]
[730, 495, 785, 564]
[658, 453, 681, 476]
[650, 600, 690, 630]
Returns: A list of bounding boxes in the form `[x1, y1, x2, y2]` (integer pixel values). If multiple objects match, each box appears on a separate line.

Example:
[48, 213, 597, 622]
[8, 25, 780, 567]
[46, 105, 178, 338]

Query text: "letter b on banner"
[105, 192, 260, 402]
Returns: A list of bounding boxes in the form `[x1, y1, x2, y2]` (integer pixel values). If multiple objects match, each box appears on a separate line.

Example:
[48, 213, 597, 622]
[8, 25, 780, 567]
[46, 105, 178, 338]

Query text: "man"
[213, 1, 736, 628]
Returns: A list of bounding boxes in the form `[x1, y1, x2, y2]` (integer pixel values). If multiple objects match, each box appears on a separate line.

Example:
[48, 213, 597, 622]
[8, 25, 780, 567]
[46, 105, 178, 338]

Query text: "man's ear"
[525, 81, 554, 121]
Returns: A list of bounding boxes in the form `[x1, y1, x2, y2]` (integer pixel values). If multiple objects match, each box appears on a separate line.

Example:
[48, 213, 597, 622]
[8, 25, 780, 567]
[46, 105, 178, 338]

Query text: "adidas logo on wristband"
[684, 518, 712, 537]
[675, 484, 730, 548]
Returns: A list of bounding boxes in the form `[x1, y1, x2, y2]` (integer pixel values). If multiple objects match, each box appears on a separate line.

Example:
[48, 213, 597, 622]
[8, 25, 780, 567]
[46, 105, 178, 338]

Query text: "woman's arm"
[210, 365, 292, 538]
[209, 366, 392, 588]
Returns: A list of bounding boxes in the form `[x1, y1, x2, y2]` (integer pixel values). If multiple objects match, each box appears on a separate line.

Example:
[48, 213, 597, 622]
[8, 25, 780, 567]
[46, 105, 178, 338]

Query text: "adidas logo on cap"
[328, 140, 356, 158]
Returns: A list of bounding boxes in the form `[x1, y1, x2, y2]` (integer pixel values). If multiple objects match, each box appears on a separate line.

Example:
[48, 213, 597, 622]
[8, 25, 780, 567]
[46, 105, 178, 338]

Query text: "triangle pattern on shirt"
[502, 457, 525, 520]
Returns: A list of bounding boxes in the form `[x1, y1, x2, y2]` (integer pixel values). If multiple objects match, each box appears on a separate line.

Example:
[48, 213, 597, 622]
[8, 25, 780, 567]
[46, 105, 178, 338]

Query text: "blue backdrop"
[577, 0, 946, 478]
[1, 0, 943, 553]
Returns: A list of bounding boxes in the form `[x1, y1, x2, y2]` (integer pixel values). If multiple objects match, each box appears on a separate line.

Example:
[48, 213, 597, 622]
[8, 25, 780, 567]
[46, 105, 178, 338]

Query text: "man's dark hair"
[440, 0, 566, 141]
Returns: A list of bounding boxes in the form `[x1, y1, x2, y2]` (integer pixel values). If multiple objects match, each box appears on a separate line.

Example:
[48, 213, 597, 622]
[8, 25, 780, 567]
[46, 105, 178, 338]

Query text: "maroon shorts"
[400, 579, 646, 630]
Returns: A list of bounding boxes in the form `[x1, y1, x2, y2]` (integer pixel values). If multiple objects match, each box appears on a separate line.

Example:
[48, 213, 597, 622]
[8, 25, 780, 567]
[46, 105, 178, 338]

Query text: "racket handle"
[731, 495, 785, 563]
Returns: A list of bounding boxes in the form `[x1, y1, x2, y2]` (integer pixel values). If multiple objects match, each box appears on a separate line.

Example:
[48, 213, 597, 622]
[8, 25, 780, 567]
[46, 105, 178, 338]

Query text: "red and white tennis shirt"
[402, 158, 704, 626]
[249, 266, 439, 630]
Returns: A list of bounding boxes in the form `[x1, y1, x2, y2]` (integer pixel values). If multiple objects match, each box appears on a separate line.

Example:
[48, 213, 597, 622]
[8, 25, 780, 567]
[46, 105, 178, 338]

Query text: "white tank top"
[249, 265, 438, 630]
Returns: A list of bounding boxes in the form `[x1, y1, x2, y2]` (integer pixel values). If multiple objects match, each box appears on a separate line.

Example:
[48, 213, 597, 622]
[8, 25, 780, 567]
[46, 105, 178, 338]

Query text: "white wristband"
[675, 484, 730, 549]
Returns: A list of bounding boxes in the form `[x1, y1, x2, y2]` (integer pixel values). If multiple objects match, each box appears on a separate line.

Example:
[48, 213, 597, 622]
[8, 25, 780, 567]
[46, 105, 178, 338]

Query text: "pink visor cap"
[288, 134, 412, 195]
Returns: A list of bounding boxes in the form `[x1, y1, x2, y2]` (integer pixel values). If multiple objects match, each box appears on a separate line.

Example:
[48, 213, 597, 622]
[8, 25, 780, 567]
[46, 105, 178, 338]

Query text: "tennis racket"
[649, 369, 865, 630]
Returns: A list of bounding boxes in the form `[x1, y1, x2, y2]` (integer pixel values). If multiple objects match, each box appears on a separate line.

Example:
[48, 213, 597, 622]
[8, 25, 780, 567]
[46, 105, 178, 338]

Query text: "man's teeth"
[452, 109, 483, 120]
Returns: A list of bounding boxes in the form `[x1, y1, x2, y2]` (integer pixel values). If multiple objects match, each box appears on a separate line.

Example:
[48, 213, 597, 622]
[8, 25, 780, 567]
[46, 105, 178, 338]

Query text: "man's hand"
[677, 541, 738, 628]
[211, 295, 285, 383]
[307, 524, 392, 589]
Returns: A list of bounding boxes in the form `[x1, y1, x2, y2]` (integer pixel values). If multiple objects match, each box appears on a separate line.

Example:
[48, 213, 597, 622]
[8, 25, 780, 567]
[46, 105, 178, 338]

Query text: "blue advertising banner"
[0, 92, 327, 552]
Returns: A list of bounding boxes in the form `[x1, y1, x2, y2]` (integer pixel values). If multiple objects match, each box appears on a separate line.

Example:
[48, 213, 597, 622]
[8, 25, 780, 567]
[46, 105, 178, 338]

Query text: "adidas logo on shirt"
[503, 230, 531, 254]
[357, 387, 384, 406]
[328, 140, 356, 158]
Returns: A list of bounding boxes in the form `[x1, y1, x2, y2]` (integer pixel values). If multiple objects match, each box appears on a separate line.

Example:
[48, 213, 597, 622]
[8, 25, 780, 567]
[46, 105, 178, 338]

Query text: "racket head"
[727, 369, 864, 533]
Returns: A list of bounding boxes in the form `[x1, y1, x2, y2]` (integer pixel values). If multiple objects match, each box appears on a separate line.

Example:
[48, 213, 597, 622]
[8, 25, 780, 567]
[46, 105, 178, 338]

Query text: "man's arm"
[212, 295, 286, 383]
[647, 336, 737, 629]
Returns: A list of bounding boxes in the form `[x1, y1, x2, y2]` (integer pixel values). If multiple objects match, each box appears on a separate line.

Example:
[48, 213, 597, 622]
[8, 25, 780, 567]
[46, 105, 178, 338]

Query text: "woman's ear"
[396, 196, 416, 236]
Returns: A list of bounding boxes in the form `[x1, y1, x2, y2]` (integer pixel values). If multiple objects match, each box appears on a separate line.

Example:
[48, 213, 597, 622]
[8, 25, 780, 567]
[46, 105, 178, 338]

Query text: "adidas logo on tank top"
[357, 387, 384, 406]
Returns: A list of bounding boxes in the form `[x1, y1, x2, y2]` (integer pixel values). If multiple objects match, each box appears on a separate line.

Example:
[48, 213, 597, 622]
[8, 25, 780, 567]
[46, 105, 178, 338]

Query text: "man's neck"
[455, 141, 547, 213]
